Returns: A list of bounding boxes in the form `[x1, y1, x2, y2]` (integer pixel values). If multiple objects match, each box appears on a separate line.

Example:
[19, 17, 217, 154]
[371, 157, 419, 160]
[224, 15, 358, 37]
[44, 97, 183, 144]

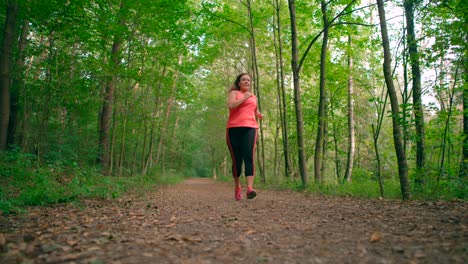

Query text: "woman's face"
[239, 74, 251, 92]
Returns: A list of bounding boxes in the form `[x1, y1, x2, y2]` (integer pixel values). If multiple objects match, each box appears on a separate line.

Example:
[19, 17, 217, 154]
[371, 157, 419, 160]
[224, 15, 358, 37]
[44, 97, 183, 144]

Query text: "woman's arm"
[227, 91, 252, 109]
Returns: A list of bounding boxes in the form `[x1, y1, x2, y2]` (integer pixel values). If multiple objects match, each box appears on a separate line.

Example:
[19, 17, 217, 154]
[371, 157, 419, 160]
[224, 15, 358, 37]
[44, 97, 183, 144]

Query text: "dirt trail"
[1, 178, 466, 264]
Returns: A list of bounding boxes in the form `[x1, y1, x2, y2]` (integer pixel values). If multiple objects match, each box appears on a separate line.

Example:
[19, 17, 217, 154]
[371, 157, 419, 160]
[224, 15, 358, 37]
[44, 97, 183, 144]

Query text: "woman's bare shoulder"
[228, 90, 239, 96]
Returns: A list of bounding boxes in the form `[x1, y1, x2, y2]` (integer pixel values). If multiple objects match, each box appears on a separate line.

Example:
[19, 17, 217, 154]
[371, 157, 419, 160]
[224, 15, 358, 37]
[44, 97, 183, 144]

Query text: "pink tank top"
[226, 91, 259, 128]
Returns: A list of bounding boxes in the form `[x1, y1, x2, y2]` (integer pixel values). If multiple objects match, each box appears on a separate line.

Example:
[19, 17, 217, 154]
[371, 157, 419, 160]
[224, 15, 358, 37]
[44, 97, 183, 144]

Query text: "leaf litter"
[0, 178, 466, 263]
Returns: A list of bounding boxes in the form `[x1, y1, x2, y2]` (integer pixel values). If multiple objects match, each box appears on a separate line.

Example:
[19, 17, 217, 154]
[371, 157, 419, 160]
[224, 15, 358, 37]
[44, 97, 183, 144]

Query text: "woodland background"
[0, 0, 466, 213]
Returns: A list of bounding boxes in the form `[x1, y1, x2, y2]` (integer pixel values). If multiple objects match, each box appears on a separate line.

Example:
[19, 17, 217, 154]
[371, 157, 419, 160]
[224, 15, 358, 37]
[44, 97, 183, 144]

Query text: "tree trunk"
[118, 114, 127, 176]
[288, 0, 308, 186]
[147, 65, 164, 170]
[320, 105, 329, 182]
[273, 1, 282, 178]
[332, 119, 340, 182]
[109, 100, 117, 174]
[246, 0, 265, 183]
[344, 34, 355, 183]
[404, 0, 426, 180]
[402, 34, 410, 153]
[274, 0, 292, 177]
[131, 121, 142, 176]
[462, 60, 468, 178]
[438, 66, 458, 181]
[36, 34, 54, 162]
[141, 75, 157, 175]
[142, 82, 155, 175]
[19, 50, 36, 151]
[377, 0, 411, 200]
[372, 124, 384, 197]
[98, 1, 125, 174]
[156, 57, 181, 166]
[143, 122, 155, 176]
[462, 25, 468, 178]
[8, 19, 28, 148]
[314, 0, 329, 183]
[141, 116, 149, 173]
[0, 0, 18, 150]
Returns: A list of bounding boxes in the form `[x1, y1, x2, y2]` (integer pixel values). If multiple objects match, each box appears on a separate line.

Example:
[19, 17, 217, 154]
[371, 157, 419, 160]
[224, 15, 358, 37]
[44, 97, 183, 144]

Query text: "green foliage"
[2, 0, 465, 204]
[257, 167, 466, 201]
[0, 151, 186, 215]
[412, 178, 467, 200]
[307, 179, 402, 199]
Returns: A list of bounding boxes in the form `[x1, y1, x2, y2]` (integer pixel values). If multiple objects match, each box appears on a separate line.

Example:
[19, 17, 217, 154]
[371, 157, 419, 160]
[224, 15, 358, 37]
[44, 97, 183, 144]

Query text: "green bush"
[258, 168, 466, 201]
[0, 151, 186, 215]
[412, 178, 467, 200]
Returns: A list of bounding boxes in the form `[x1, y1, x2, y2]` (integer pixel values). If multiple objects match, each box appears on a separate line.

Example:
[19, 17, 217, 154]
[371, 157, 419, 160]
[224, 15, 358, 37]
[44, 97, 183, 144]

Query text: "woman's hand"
[228, 91, 253, 109]
[256, 112, 264, 120]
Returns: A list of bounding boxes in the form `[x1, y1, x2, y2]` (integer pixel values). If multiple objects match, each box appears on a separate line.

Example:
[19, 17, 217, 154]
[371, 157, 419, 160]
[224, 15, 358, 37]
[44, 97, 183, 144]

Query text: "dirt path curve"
[1, 178, 467, 264]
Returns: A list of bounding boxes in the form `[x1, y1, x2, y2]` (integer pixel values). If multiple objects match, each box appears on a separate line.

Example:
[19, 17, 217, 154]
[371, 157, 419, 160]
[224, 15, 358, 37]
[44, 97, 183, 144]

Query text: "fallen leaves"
[244, 229, 256, 235]
[370, 232, 382, 242]
[0, 178, 466, 264]
[164, 233, 202, 243]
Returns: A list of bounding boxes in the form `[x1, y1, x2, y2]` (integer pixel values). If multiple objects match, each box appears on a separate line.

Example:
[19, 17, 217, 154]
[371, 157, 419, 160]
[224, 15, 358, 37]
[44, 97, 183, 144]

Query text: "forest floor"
[0, 178, 466, 264]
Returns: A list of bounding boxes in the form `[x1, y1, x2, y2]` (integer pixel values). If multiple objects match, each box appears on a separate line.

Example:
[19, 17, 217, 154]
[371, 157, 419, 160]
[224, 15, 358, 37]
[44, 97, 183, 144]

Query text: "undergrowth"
[0, 150, 186, 215]
[217, 169, 466, 201]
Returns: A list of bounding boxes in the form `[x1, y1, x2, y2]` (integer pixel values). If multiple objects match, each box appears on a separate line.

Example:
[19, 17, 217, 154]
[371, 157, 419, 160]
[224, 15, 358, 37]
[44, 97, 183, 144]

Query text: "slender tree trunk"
[402, 31, 410, 152]
[314, 0, 329, 183]
[142, 78, 157, 175]
[462, 64, 468, 178]
[118, 114, 127, 176]
[377, 0, 411, 200]
[149, 65, 164, 169]
[131, 121, 142, 176]
[320, 105, 329, 182]
[156, 57, 181, 166]
[332, 121, 340, 182]
[110, 101, 117, 174]
[36, 34, 55, 162]
[19, 51, 35, 151]
[404, 0, 426, 180]
[369, 75, 390, 198]
[0, 0, 18, 150]
[462, 39, 468, 178]
[344, 34, 355, 183]
[246, 0, 265, 183]
[274, 0, 292, 177]
[372, 124, 384, 197]
[288, 0, 308, 185]
[142, 87, 155, 175]
[98, 1, 125, 174]
[438, 66, 458, 181]
[273, 0, 283, 178]
[274, 116, 280, 177]
[143, 122, 155, 175]
[141, 117, 149, 173]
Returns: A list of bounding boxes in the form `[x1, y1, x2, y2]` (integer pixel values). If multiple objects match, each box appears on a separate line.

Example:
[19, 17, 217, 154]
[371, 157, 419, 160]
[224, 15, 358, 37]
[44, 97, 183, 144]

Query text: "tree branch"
[331, 22, 375, 27]
[208, 12, 252, 37]
[298, 0, 357, 71]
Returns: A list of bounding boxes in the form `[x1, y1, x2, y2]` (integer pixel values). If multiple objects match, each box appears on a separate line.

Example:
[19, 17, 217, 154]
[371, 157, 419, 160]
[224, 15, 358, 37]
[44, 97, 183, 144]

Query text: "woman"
[226, 73, 263, 201]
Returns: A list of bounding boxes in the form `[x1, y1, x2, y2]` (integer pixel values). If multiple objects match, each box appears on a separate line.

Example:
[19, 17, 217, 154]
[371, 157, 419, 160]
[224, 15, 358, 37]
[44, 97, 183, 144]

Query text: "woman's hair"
[228, 73, 250, 92]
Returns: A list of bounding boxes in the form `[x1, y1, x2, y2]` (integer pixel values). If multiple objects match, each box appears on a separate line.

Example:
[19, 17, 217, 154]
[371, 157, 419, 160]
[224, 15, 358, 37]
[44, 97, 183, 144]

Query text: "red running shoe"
[235, 187, 242, 201]
[247, 187, 257, 199]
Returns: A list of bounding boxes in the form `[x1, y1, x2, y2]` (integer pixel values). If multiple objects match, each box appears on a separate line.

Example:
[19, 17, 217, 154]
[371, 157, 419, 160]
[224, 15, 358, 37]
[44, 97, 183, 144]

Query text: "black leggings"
[226, 127, 257, 177]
